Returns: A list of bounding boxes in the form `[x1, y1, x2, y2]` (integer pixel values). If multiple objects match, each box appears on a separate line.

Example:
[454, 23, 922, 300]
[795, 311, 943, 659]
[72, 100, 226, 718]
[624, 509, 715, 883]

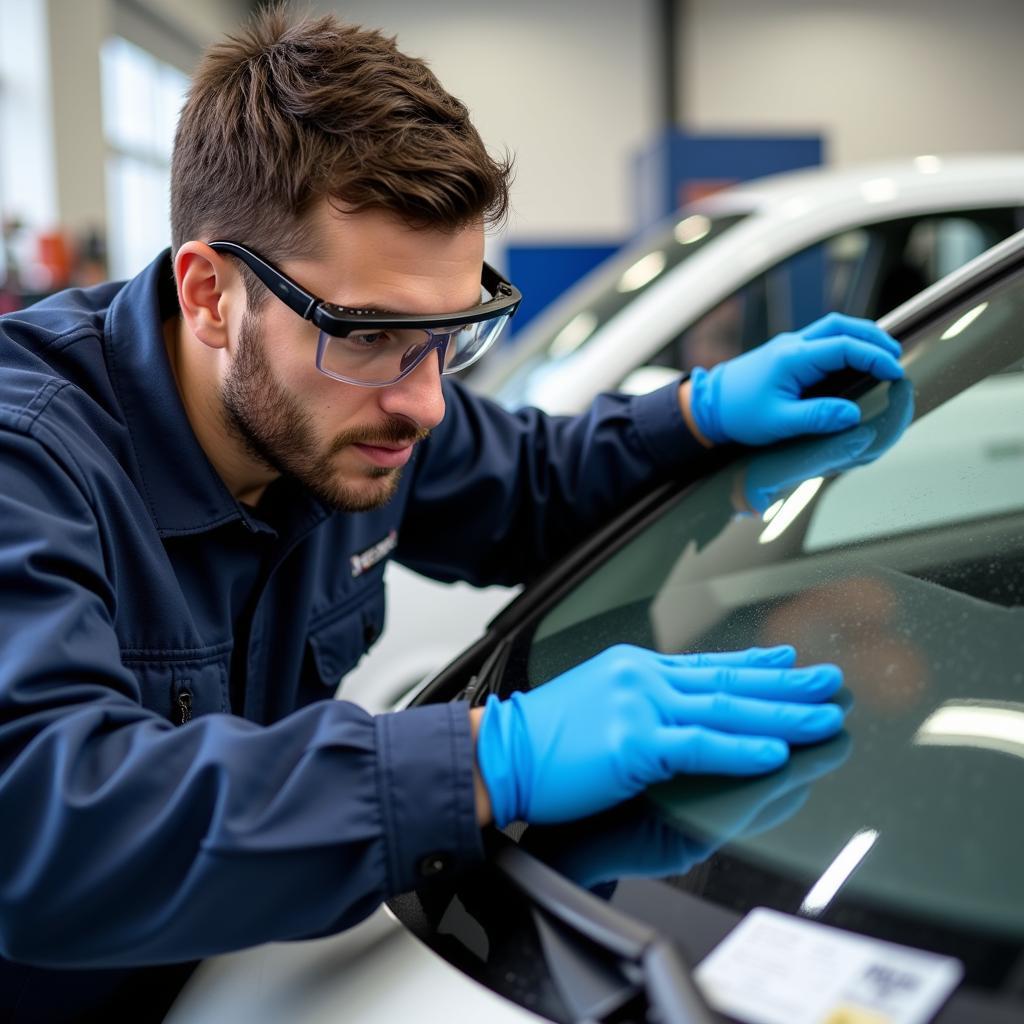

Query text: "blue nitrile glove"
[742, 377, 915, 513]
[689, 312, 904, 446]
[476, 644, 845, 827]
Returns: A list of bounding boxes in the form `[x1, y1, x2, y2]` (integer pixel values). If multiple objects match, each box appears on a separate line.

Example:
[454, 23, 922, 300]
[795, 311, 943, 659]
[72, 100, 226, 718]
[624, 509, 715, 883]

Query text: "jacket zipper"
[175, 688, 193, 726]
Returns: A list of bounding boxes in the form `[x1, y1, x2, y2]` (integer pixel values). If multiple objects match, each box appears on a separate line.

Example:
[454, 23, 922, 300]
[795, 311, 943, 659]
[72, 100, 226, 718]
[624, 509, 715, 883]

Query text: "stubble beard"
[221, 308, 427, 513]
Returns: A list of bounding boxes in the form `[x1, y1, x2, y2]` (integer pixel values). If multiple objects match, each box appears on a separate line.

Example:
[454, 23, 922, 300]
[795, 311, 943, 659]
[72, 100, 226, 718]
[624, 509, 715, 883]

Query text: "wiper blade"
[492, 839, 718, 1024]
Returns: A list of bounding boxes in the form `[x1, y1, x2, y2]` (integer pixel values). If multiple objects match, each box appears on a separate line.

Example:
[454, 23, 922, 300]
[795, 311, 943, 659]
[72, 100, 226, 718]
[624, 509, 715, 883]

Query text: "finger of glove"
[774, 396, 862, 437]
[663, 692, 845, 743]
[799, 313, 902, 358]
[662, 663, 843, 702]
[655, 726, 789, 776]
[656, 645, 797, 671]
[797, 336, 904, 385]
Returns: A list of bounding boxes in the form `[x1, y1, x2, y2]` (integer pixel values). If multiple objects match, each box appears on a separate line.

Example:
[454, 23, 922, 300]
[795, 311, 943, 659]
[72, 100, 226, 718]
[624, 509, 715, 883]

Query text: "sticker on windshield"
[694, 908, 962, 1024]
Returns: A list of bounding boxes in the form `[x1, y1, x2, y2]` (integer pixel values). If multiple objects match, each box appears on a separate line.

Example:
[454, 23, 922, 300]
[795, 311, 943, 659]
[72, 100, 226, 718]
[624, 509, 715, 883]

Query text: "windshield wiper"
[491, 837, 718, 1024]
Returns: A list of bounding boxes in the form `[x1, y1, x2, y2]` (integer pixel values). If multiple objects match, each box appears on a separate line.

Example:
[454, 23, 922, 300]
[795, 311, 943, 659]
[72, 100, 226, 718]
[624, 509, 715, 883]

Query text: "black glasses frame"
[207, 240, 522, 337]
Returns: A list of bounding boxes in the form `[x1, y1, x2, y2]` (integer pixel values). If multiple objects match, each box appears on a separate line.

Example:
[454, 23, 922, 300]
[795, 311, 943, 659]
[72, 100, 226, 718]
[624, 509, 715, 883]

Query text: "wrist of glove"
[689, 312, 903, 448]
[476, 643, 846, 827]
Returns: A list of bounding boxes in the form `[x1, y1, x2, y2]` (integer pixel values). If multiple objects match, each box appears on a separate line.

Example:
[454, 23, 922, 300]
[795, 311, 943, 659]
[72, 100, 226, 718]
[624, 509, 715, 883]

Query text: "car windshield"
[499, 259, 1024, 980]
[482, 211, 748, 407]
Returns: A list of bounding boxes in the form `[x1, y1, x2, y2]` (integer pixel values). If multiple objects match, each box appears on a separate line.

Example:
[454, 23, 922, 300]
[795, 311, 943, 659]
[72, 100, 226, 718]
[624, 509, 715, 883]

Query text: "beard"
[221, 309, 428, 512]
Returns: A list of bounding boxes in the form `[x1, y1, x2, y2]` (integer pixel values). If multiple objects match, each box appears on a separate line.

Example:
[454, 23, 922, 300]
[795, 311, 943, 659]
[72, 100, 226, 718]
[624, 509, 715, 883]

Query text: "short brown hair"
[170, 5, 512, 275]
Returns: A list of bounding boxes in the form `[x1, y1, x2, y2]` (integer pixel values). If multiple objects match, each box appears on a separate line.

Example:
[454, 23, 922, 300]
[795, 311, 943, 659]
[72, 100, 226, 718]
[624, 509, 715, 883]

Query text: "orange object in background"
[679, 179, 737, 205]
[36, 230, 73, 291]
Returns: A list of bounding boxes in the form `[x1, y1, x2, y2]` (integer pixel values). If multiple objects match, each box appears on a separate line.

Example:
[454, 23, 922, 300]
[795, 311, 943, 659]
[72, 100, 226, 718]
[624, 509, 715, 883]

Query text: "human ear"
[173, 241, 240, 351]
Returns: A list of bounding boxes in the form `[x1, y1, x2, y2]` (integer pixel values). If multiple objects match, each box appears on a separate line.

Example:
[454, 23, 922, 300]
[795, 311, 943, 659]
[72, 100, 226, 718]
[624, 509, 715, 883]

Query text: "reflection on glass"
[674, 214, 712, 245]
[548, 311, 599, 359]
[617, 251, 667, 293]
[799, 828, 879, 917]
[758, 477, 824, 544]
[941, 301, 989, 341]
[914, 700, 1024, 760]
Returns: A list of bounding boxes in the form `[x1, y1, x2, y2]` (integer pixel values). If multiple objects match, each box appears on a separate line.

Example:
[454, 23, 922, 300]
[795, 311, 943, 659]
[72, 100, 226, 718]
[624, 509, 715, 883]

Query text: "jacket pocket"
[304, 584, 386, 690]
[122, 650, 231, 725]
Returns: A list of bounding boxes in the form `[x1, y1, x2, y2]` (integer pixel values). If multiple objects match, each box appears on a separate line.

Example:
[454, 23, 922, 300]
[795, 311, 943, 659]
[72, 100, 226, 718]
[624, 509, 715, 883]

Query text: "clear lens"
[319, 327, 429, 385]
[317, 313, 510, 386]
[445, 314, 511, 373]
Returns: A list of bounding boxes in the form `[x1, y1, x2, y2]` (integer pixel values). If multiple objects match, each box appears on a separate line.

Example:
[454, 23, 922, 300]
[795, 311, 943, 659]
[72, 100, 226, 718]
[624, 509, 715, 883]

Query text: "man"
[0, 9, 905, 1020]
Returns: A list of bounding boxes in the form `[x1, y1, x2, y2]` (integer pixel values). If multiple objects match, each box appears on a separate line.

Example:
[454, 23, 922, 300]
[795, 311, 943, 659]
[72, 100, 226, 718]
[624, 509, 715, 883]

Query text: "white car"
[340, 154, 1024, 713]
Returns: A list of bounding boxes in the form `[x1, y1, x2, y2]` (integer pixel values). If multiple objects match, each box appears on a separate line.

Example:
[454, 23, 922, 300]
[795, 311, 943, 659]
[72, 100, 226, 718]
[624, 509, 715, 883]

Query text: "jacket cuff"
[375, 701, 484, 894]
[629, 374, 707, 472]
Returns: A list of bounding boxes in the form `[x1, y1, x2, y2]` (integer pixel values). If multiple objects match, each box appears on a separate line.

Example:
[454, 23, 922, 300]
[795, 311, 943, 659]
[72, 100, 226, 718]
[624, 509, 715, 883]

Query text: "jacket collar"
[103, 249, 290, 537]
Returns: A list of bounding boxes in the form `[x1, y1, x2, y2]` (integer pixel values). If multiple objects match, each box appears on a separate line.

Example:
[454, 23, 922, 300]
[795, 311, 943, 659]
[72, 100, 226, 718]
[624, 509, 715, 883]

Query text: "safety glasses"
[208, 240, 522, 387]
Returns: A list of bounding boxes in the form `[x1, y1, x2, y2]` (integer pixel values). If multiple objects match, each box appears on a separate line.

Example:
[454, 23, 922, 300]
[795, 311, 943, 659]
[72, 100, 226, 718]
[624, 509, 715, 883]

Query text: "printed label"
[350, 529, 398, 578]
[694, 908, 963, 1024]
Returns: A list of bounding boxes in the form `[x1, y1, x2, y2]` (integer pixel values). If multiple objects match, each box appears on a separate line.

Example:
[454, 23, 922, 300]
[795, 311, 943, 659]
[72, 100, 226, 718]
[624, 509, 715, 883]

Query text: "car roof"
[696, 153, 1024, 216]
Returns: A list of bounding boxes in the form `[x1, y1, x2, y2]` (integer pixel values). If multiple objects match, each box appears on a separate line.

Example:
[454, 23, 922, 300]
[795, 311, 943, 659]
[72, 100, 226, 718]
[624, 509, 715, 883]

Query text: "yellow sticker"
[822, 1006, 892, 1024]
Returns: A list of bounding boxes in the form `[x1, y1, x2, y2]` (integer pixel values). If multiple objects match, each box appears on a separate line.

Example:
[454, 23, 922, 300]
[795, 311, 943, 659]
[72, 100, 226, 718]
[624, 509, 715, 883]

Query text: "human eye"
[343, 329, 392, 350]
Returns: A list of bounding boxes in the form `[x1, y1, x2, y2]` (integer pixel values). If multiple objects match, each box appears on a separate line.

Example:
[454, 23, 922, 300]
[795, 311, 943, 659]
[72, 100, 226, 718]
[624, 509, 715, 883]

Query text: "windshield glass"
[483, 212, 747, 407]
[503, 262, 1024, 971]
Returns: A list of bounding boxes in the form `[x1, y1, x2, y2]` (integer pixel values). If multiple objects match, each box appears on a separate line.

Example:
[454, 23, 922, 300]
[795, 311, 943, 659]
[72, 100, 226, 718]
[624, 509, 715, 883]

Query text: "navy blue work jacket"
[0, 252, 705, 1020]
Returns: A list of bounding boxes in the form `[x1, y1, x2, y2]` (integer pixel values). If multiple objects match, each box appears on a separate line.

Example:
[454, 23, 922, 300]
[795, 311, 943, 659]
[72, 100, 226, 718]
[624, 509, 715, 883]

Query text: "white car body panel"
[167, 906, 545, 1023]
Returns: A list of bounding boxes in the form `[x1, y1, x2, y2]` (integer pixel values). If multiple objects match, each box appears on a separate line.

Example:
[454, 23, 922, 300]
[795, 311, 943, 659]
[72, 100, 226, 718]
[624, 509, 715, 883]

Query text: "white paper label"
[695, 908, 963, 1024]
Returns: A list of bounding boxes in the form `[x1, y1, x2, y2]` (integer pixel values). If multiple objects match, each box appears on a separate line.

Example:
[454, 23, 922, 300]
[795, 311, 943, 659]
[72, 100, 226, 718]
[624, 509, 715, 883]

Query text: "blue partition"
[504, 241, 619, 338]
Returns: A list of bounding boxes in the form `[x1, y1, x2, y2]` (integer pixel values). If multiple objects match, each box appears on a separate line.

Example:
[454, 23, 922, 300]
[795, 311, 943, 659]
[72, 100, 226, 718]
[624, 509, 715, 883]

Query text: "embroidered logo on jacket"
[350, 530, 398, 578]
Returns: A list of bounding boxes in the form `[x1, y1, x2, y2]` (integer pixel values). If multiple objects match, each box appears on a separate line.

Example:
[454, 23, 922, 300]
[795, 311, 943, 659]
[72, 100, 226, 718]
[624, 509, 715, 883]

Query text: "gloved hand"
[689, 312, 903, 446]
[742, 377, 915, 513]
[522, 731, 850, 890]
[476, 644, 845, 827]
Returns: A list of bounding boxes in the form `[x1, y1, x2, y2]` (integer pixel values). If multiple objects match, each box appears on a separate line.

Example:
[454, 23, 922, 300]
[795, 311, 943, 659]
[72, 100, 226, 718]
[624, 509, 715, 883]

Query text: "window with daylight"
[102, 36, 189, 279]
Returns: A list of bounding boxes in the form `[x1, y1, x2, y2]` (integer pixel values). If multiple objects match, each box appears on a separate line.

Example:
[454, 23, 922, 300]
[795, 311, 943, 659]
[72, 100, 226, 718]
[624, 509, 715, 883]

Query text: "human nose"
[376, 342, 446, 430]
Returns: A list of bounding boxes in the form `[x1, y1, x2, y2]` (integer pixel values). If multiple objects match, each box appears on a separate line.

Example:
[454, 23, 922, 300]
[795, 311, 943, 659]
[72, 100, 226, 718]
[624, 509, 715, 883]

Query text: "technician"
[0, 10, 904, 1020]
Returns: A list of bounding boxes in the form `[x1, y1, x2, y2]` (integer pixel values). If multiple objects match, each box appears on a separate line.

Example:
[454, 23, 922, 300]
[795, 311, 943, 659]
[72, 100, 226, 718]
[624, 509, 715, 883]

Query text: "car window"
[644, 208, 1024, 375]
[504, 262, 1024, 949]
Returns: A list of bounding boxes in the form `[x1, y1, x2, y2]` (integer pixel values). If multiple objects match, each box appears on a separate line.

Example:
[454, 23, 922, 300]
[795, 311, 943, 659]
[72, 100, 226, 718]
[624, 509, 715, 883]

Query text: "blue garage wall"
[505, 241, 621, 338]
